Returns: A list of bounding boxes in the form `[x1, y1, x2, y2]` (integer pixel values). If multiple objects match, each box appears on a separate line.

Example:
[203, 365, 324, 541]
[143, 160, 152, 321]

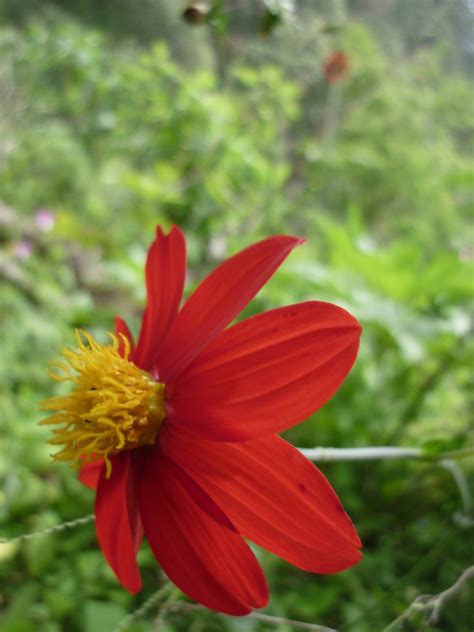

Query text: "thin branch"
[153, 586, 182, 630]
[0, 514, 94, 544]
[240, 610, 337, 631]
[112, 587, 337, 632]
[384, 565, 474, 630]
[1, 446, 470, 546]
[299, 447, 421, 461]
[440, 459, 472, 515]
[298, 446, 473, 462]
[427, 566, 474, 623]
[153, 585, 182, 632]
[113, 583, 174, 632]
[172, 602, 337, 631]
[300, 448, 472, 525]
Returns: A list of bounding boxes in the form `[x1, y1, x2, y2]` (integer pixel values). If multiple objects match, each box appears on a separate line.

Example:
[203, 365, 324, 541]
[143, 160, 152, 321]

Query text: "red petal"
[168, 301, 361, 441]
[134, 225, 186, 371]
[136, 446, 268, 615]
[161, 427, 361, 573]
[157, 235, 303, 382]
[78, 459, 102, 490]
[115, 316, 136, 359]
[95, 452, 142, 594]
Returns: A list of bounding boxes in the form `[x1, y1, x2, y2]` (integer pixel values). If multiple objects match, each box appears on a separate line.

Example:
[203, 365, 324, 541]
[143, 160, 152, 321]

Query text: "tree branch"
[111, 585, 336, 632]
[113, 583, 175, 632]
[298, 446, 473, 462]
[171, 601, 337, 631]
[1, 446, 471, 545]
[300, 447, 472, 524]
[0, 514, 94, 545]
[384, 565, 474, 630]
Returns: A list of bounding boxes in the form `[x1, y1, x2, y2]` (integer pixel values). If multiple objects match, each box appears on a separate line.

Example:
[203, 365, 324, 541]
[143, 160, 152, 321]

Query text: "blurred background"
[0, 1, 473, 630]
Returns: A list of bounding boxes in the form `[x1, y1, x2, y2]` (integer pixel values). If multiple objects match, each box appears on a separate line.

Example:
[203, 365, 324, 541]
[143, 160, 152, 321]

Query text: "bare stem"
[172, 602, 337, 631]
[113, 583, 174, 632]
[300, 447, 472, 523]
[2, 446, 470, 545]
[384, 565, 474, 630]
[153, 586, 182, 630]
[0, 514, 94, 544]
[298, 446, 473, 462]
[440, 459, 472, 514]
[239, 610, 337, 631]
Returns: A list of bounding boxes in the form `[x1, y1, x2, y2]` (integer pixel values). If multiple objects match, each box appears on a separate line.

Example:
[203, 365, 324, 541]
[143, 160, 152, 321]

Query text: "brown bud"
[182, 3, 209, 25]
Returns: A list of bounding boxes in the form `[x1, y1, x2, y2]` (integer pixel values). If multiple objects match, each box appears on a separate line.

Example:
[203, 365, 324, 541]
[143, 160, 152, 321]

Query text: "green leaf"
[83, 601, 127, 632]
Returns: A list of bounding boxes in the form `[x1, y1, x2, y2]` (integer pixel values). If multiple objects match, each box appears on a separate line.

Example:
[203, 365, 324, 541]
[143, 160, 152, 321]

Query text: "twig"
[339, 519, 453, 630]
[112, 582, 336, 632]
[298, 446, 473, 462]
[113, 583, 174, 632]
[153, 586, 182, 631]
[384, 565, 474, 630]
[300, 447, 421, 461]
[0, 514, 94, 544]
[172, 601, 337, 631]
[426, 566, 474, 624]
[300, 448, 472, 525]
[440, 459, 472, 515]
[241, 610, 337, 631]
[2, 446, 470, 546]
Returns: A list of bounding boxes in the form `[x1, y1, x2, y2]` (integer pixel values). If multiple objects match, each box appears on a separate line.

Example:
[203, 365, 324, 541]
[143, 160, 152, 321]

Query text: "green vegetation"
[0, 1, 473, 630]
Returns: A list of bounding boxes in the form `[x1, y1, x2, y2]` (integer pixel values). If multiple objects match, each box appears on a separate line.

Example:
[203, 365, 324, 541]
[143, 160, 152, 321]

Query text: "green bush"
[0, 8, 472, 632]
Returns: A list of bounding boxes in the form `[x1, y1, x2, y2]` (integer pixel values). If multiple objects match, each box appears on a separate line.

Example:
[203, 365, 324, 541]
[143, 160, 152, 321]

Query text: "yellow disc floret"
[40, 330, 166, 477]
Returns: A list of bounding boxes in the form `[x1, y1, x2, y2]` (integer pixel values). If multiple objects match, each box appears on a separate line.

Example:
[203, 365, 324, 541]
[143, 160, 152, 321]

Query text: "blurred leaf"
[259, 9, 282, 37]
[421, 435, 467, 456]
[83, 600, 127, 632]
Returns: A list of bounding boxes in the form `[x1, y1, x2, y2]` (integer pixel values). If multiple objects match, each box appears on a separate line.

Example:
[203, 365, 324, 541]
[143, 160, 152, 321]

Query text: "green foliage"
[0, 4, 472, 632]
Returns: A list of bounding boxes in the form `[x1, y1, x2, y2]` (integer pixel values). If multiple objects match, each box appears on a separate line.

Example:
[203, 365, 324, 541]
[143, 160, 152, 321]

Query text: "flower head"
[35, 208, 55, 232]
[323, 50, 350, 84]
[40, 331, 166, 477]
[13, 240, 34, 260]
[41, 226, 362, 616]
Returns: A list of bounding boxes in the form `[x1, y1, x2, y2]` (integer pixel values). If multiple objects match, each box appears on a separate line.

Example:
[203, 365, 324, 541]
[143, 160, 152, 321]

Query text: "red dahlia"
[323, 50, 350, 84]
[41, 226, 362, 615]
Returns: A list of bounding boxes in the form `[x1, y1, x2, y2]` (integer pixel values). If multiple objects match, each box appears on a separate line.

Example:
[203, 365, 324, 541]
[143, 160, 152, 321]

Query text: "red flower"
[323, 50, 350, 84]
[42, 226, 362, 616]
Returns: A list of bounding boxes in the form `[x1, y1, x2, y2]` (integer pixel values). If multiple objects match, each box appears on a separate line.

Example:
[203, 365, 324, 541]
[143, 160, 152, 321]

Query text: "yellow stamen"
[40, 330, 166, 477]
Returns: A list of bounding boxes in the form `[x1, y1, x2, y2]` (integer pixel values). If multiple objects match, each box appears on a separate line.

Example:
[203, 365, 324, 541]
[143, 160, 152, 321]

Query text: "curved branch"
[0, 514, 94, 545]
[384, 566, 474, 630]
[298, 446, 473, 462]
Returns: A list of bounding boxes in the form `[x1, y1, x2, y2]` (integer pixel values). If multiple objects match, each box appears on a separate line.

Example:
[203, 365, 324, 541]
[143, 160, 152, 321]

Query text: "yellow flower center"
[40, 330, 166, 477]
